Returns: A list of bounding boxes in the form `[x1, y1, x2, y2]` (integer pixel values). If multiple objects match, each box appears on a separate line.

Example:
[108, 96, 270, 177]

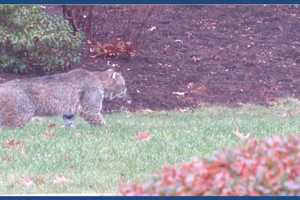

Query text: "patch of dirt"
[1, 5, 300, 112]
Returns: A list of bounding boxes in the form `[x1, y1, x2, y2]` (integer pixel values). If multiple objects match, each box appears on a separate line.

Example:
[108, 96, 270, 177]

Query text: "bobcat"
[0, 68, 130, 129]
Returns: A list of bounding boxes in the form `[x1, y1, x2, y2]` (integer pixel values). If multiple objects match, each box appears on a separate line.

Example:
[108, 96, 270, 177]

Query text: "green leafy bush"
[120, 135, 300, 195]
[0, 5, 83, 73]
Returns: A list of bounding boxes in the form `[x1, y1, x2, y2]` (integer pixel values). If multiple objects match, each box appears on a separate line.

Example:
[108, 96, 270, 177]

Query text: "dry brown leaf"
[187, 83, 208, 96]
[48, 123, 57, 129]
[1, 155, 13, 162]
[3, 139, 23, 149]
[35, 176, 45, 186]
[42, 131, 56, 140]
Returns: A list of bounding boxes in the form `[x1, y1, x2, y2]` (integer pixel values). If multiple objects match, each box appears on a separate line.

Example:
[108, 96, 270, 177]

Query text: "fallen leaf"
[42, 130, 56, 140]
[147, 26, 157, 31]
[20, 176, 34, 188]
[178, 108, 190, 112]
[174, 39, 183, 44]
[74, 132, 81, 139]
[191, 55, 201, 63]
[187, 83, 208, 95]
[135, 109, 154, 114]
[35, 176, 45, 186]
[3, 139, 23, 149]
[53, 175, 71, 185]
[172, 91, 185, 96]
[233, 127, 250, 141]
[31, 116, 44, 122]
[135, 132, 153, 142]
[48, 123, 57, 129]
[1, 155, 13, 162]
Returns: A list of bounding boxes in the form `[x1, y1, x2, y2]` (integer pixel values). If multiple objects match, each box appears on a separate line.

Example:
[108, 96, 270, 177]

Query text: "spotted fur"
[0, 68, 128, 128]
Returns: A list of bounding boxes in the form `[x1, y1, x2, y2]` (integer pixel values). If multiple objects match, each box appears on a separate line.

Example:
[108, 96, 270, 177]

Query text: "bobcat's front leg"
[80, 87, 106, 126]
[63, 114, 76, 128]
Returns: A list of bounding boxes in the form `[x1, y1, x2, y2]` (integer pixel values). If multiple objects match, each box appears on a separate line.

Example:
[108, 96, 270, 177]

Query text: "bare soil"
[1, 5, 300, 112]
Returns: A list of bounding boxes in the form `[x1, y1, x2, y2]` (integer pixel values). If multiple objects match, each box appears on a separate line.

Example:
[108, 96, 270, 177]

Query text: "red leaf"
[135, 132, 152, 142]
[20, 176, 34, 188]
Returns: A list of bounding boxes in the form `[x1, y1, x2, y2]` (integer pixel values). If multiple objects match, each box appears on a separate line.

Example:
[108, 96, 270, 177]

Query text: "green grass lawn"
[1, 98, 300, 194]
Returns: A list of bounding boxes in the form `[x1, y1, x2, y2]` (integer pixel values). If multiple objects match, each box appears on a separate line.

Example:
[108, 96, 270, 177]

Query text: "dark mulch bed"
[1, 5, 300, 112]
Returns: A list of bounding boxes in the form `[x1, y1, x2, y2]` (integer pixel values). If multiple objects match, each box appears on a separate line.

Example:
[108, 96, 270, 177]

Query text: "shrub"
[0, 5, 83, 73]
[120, 135, 300, 195]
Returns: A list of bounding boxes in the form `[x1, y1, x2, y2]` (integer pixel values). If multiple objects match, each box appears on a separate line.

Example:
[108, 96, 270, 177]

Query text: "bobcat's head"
[96, 69, 131, 103]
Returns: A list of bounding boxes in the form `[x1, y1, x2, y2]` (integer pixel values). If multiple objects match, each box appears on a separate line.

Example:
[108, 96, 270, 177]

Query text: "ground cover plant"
[0, 98, 300, 194]
[121, 130, 300, 195]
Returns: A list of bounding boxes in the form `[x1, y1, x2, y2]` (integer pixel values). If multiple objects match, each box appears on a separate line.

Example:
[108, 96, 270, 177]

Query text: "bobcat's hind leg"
[0, 97, 35, 128]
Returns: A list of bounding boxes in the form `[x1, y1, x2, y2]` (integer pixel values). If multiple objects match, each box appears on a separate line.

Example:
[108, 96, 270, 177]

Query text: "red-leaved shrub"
[120, 135, 300, 196]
